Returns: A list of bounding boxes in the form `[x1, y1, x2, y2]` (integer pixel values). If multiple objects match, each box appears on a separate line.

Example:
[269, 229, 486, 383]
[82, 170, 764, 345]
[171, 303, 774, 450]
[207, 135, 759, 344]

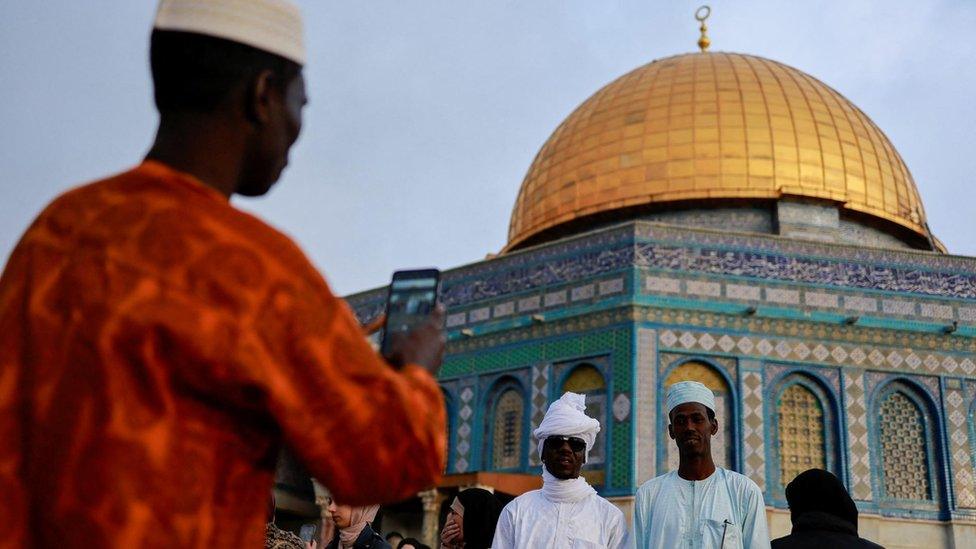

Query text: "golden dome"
[506, 52, 938, 251]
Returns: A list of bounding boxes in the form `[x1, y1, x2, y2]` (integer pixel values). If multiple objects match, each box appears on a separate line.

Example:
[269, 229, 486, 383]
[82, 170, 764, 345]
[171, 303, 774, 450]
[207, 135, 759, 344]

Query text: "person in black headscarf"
[771, 469, 884, 548]
[395, 538, 429, 549]
[440, 488, 504, 549]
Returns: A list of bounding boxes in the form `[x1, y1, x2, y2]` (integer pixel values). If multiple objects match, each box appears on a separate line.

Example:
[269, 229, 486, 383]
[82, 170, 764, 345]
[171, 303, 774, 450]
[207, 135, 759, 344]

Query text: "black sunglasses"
[544, 435, 586, 453]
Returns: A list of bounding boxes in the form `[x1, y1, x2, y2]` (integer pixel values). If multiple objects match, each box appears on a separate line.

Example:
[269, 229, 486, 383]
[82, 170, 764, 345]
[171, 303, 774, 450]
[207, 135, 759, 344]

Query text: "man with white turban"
[634, 381, 770, 548]
[491, 392, 629, 548]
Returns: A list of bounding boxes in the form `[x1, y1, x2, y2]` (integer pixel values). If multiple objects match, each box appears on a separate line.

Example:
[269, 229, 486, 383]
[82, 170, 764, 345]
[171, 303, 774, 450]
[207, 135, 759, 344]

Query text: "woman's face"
[447, 507, 464, 541]
[326, 499, 353, 529]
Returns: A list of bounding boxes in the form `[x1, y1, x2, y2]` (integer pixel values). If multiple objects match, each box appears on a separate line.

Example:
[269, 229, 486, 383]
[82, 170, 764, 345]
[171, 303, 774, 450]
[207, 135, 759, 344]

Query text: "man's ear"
[667, 423, 675, 440]
[245, 69, 276, 125]
[710, 417, 719, 436]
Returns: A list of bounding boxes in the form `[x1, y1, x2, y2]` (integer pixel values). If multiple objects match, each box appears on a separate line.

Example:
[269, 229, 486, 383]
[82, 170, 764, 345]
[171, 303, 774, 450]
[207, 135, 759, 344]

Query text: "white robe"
[634, 468, 770, 549]
[491, 489, 630, 549]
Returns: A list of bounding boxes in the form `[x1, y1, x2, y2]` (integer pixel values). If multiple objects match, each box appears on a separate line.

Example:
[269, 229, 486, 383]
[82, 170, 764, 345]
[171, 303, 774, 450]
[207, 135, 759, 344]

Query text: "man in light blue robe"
[634, 381, 770, 549]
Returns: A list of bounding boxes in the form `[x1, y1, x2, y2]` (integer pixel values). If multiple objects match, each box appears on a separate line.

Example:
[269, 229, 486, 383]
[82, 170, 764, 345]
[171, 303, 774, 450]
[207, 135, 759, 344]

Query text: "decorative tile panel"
[518, 296, 541, 312]
[455, 382, 476, 473]
[469, 307, 490, 323]
[882, 299, 915, 315]
[544, 291, 567, 307]
[766, 288, 800, 305]
[613, 392, 631, 422]
[494, 302, 515, 317]
[741, 370, 766, 490]
[571, 284, 595, 301]
[657, 329, 972, 378]
[727, 284, 761, 300]
[447, 312, 467, 328]
[349, 222, 976, 319]
[844, 370, 872, 500]
[920, 303, 954, 320]
[636, 328, 657, 485]
[686, 280, 721, 297]
[530, 363, 550, 463]
[599, 278, 624, 295]
[944, 383, 976, 508]
[959, 307, 976, 322]
[646, 276, 681, 294]
[844, 296, 878, 313]
[805, 291, 839, 308]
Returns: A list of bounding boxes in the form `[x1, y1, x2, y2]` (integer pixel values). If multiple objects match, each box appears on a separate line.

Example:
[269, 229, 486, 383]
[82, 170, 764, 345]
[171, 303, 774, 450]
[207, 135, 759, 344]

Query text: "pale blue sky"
[2, 1, 974, 295]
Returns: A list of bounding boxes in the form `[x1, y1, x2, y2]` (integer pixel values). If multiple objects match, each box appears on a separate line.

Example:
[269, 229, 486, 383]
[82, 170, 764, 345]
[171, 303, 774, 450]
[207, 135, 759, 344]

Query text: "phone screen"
[380, 268, 440, 359]
[299, 523, 316, 543]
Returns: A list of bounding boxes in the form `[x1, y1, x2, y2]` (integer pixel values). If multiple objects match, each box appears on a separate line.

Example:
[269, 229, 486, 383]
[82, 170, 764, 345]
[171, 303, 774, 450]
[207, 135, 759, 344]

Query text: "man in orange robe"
[0, 1, 447, 547]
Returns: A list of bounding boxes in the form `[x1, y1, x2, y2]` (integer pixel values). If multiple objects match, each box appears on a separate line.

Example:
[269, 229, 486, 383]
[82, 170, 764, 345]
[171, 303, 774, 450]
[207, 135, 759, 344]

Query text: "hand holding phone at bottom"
[386, 304, 446, 376]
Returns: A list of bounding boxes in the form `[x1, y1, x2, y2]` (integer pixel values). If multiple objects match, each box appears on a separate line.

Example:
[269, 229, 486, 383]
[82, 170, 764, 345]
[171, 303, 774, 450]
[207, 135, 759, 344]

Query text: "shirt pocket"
[702, 518, 742, 549]
[571, 538, 605, 549]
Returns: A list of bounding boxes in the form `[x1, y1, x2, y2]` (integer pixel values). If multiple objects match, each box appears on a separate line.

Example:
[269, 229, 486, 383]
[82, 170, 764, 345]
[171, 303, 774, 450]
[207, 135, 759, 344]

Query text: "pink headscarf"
[338, 504, 381, 549]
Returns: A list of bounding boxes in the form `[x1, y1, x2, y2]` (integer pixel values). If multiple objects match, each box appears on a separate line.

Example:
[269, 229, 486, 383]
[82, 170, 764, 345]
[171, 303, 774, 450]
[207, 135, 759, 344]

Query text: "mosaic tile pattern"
[945, 383, 976, 508]
[763, 363, 841, 394]
[658, 329, 974, 378]
[777, 385, 826, 488]
[636, 329, 657, 485]
[844, 370, 872, 500]
[455, 383, 476, 472]
[530, 364, 550, 467]
[348, 221, 976, 317]
[638, 272, 969, 326]
[741, 370, 766, 490]
[879, 392, 931, 500]
[865, 370, 940, 405]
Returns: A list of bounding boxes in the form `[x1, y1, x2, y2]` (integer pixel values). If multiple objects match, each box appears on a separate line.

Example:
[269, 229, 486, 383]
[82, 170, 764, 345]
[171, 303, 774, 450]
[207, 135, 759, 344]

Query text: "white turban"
[533, 392, 601, 461]
[666, 381, 715, 414]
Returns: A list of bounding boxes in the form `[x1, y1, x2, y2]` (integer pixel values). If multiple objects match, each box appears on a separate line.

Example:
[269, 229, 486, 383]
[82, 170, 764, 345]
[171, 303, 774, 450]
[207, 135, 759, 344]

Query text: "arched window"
[878, 391, 931, 500]
[777, 384, 826, 487]
[664, 360, 734, 470]
[562, 363, 607, 468]
[490, 387, 525, 470]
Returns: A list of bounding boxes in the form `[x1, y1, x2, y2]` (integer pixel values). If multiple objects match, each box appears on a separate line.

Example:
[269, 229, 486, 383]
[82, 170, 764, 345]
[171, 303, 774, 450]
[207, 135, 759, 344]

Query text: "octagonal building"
[344, 49, 976, 547]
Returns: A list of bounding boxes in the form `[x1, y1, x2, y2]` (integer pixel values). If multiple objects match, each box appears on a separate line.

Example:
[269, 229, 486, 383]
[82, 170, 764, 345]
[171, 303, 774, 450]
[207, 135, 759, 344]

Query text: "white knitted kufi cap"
[154, 0, 306, 65]
[666, 380, 716, 413]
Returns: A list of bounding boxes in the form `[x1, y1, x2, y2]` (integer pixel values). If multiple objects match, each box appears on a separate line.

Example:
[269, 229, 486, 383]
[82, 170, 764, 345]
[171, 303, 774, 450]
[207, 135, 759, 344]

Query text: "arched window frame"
[766, 370, 841, 502]
[555, 361, 610, 471]
[658, 356, 740, 473]
[868, 379, 948, 517]
[482, 377, 530, 472]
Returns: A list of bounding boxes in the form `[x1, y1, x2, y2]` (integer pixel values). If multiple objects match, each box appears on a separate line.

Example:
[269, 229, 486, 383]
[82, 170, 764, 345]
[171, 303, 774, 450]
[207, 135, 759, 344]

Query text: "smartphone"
[299, 523, 316, 543]
[380, 268, 441, 359]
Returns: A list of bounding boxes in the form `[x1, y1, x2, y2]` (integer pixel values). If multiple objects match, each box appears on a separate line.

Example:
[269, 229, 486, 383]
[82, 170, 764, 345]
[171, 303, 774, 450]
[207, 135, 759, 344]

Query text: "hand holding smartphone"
[379, 269, 446, 375]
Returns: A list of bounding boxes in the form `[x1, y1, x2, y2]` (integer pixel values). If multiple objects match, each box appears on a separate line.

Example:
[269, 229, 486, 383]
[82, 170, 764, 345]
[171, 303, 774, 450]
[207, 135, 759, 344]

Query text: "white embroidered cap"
[666, 380, 716, 413]
[154, 0, 306, 65]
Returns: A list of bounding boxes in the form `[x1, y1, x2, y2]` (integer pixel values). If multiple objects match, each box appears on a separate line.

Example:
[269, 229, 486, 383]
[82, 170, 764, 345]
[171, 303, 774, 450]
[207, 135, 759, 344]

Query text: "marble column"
[420, 489, 445, 548]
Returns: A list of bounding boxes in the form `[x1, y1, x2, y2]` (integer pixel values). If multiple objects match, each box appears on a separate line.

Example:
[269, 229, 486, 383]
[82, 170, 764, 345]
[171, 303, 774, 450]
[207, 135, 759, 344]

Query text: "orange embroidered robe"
[0, 161, 446, 548]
